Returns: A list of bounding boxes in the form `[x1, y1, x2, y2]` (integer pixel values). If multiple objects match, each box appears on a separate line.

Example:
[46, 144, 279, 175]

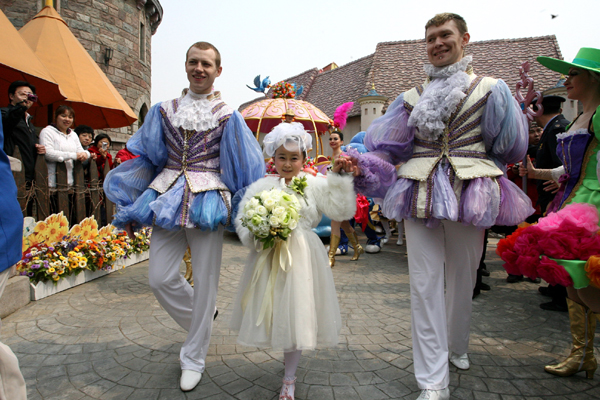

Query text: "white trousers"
[0, 269, 27, 400]
[404, 219, 484, 390]
[148, 225, 224, 372]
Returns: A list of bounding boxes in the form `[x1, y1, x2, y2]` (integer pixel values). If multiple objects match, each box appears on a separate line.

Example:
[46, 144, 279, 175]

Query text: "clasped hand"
[332, 155, 359, 175]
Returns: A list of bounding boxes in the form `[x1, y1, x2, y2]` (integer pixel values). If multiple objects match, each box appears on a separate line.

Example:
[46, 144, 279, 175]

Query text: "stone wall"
[0, 0, 162, 148]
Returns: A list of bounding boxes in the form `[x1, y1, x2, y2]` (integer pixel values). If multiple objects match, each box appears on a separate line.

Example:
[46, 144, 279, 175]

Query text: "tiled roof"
[303, 54, 373, 118]
[239, 35, 563, 120]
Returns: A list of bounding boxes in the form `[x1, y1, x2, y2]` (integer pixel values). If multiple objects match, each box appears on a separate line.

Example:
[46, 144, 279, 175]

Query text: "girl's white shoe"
[279, 376, 296, 400]
[416, 388, 450, 400]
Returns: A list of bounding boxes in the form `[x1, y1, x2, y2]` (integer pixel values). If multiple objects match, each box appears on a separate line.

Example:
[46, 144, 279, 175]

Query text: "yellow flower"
[79, 217, 99, 242]
[52, 275, 60, 281]
[68, 224, 83, 239]
[44, 213, 69, 243]
[48, 268, 55, 273]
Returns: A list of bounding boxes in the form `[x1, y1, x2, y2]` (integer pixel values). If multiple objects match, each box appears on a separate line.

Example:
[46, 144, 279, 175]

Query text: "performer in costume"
[231, 122, 356, 400]
[327, 102, 364, 266]
[510, 47, 600, 379]
[350, 13, 532, 400]
[532, 96, 569, 214]
[527, 96, 570, 310]
[104, 42, 264, 392]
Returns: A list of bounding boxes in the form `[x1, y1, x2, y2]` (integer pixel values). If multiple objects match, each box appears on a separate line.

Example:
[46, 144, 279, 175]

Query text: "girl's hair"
[330, 130, 344, 141]
[54, 105, 75, 120]
[93, 133, 112, 147]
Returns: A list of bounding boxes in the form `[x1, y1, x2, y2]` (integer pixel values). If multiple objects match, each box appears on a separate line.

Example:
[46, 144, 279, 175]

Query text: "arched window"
[139, 103, 148, 127]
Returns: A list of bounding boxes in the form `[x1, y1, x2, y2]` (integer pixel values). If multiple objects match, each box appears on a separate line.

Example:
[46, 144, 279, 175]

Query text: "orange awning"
[0, 8, 65, 109]
[19, 6, 137, 129]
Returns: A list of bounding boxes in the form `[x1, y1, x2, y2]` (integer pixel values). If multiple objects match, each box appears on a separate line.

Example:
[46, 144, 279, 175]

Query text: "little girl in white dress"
[231, 122, 357, 399]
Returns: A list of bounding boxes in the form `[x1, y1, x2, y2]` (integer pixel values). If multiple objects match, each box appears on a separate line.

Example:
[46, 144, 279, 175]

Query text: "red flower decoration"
[538, 256, 574, 287]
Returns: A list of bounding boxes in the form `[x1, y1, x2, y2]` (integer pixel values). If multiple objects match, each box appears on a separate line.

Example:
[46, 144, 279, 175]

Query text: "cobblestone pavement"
[3, 231, 600, 400]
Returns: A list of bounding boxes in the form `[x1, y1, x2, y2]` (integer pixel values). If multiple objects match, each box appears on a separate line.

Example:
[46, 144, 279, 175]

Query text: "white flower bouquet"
[241, 188, 302, 250]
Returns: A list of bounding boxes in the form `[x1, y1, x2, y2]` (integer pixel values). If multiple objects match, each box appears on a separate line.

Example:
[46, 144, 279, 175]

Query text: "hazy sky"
[151, 0, 600, 110]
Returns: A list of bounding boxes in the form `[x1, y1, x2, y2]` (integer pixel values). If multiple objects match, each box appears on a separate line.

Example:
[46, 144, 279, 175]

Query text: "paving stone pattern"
[3, 231, 600, 399]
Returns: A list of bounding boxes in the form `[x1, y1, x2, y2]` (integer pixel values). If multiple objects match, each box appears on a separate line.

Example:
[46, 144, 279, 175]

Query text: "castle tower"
[0, 0, 162, 146]
[357, 83, 388, 131]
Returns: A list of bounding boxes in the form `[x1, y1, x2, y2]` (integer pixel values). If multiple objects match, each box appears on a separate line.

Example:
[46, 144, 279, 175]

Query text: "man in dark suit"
[533, 95, 570, 311]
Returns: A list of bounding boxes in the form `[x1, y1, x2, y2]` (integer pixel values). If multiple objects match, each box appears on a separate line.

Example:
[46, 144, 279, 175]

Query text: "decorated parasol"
[241, 81, 331, 156]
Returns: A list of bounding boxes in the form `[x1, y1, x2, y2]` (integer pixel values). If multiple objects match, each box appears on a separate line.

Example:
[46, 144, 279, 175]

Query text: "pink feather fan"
[333, 102, 354, 131]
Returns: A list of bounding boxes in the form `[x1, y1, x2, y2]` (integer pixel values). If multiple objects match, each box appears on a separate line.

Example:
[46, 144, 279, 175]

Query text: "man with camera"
[1, 80, 45, 187]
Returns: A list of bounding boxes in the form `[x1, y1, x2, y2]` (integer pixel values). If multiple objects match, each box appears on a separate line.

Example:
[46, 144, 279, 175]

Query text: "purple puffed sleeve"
[353, 93, 415, 197]
[364, 93, 415, 164]
[481, 79, 528, 168]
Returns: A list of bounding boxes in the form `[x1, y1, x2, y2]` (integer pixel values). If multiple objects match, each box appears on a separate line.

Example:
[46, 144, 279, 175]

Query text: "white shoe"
[180, 369, 202, 391]
[396, 238, 403, 245]
[416, 388, 450, 400]
[365, 244, 381, 253]
[449, 352, 470, 370]
[381, 236, 389, 245]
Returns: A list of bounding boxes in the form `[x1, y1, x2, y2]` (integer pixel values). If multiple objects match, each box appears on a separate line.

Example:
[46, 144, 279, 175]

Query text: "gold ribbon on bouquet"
[241, 237, 293, 331]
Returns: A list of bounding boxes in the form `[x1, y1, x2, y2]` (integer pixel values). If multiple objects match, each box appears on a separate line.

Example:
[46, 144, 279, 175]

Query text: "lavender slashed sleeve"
[353, 94, 414, 197]
[481, 79, 528, 168]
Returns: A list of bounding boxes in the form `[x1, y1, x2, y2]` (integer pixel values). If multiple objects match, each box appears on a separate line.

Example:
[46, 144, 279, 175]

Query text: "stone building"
[240, 35, 564, 157]
[0, 0, 163, 147]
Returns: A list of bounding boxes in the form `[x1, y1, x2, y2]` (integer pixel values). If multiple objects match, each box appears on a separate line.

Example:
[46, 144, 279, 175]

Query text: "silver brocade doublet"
[149, 94, 233, 195]
[399, 74, 504, 220]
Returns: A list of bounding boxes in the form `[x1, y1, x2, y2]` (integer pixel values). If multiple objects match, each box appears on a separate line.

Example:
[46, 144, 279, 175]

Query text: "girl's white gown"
[231, 172, 356, 351]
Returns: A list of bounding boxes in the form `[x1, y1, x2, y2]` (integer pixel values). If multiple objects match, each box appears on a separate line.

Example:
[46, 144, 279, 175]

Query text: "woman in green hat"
[519, 47, 600, 379]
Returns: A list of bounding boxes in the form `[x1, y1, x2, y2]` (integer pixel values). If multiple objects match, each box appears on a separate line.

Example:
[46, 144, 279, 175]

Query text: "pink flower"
[537, 256, 573, 287]
[516, 255, 540, 279]
[578, 235, 600, 259]
[513, 227, 543, 279]
[538, 203, 599, 235]
[538, 231, 579, 259]
[502, 258, 521, 276]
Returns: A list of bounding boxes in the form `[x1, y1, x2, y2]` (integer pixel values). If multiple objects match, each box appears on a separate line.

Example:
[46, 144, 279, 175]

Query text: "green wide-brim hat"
[537, 47, 600, 75]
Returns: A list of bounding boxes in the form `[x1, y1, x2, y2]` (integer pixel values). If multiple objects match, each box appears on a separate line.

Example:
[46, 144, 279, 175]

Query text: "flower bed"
[29, 250, 149, 300]
[16, 213, 151, 299]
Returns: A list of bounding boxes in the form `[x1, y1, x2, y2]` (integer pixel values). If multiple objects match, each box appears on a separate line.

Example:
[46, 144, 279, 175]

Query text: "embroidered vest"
[149, 94, 233, 194]
[399, 74, 503, 181]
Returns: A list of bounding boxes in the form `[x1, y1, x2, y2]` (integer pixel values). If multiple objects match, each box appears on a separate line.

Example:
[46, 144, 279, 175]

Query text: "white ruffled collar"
[171, 90, 219, 132]
[423, 55, 473, 79]
[408, 56, 473, 141]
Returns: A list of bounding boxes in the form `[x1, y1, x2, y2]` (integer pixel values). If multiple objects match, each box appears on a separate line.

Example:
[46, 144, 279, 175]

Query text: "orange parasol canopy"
[241, 98, 331, 155]
[0, 8, 65, 109]
[19, 6, 137, 129]
[242, 98, 330, 134]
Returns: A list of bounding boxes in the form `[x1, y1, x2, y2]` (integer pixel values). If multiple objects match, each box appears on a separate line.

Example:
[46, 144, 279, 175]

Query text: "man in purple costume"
[351, 13, 532, 400]
[104, 42, 264, 392]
